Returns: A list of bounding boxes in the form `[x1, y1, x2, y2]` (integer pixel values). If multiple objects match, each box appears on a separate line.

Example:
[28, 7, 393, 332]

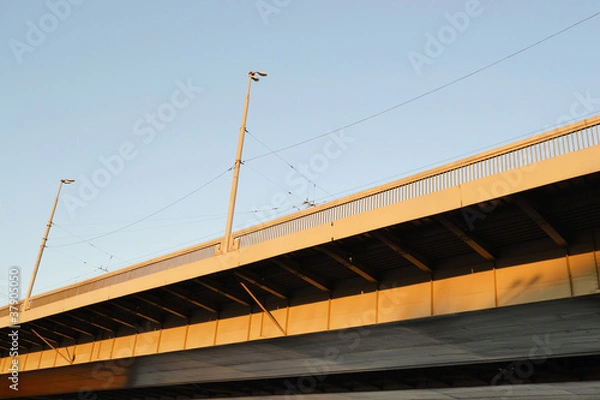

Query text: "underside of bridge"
[6, 295, 600, 399]
[2, 171, 600, 399]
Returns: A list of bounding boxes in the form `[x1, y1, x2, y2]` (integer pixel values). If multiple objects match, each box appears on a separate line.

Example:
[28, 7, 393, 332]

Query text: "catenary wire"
[310, 110, 600, 203]
[243, 162, 305, 207]
[244, 11, 600, 163]
[51, 167, 232, 247]
[246, 129, 335, 200]
[52, 223, 124, 261]
[33, 12, 600, 287]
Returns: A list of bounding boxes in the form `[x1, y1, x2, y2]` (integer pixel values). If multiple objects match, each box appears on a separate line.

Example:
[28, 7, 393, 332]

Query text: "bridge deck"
[2, 115, 599, 326]
[1, 116, 600, 398]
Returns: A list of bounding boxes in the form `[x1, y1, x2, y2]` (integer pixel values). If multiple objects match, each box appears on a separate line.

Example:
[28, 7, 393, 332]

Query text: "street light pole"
[223, 71, 266, 252]
[23, 178, 74, 310]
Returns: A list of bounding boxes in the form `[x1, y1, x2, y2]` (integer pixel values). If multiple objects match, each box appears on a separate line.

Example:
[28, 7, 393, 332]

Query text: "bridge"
[2, 115, 600, 399]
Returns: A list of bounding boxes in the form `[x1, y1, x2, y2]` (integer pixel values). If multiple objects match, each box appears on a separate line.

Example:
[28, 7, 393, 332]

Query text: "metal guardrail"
[237, 118, 600, 248]
[9, 116, 600, 311]
[28, 243, 218, 309]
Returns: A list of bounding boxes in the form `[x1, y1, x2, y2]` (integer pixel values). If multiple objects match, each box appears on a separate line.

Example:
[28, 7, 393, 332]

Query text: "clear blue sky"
[1, 0, 599, 300]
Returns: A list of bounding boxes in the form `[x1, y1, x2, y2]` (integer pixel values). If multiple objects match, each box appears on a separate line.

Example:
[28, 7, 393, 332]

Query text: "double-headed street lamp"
[23, 178, 75, 310]
[223, 71, 267, 252]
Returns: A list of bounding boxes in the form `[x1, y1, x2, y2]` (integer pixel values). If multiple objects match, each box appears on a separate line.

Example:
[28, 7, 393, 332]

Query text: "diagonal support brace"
[31, 329, 75, 365]
[239, 282, 287, 336]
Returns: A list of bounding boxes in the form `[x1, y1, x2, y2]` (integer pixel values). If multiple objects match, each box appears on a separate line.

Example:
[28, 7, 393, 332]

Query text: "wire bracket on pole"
[31, 329, 75, 364]
[239, 281, 287, 336]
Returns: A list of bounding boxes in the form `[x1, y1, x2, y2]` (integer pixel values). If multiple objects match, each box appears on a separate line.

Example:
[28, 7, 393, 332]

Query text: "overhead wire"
[246, 129, 335, 201]
[60, 213, 236, 227]
[32, 11, 600, 289]
[51, 167, 232, 247]
[58, 210, 273, 231]
[104, 201, 295, 272]
[51, 215, 226, 241]
[51, 208, 285, 242]
[50, 11, 600, 249]
[105, 229, 226, 270]
[41, 107, 600, 293]
[52, 223, 124, 261]
[243, 162, 305, 208]
[244, 10, 600, 163]
[310, 109, 600, 204]
[36, 269, 105, 293]
[45, 246, 102, 270]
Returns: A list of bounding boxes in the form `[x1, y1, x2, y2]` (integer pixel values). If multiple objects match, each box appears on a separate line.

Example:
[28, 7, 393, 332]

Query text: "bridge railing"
[8, 115, 600, 311]
[25, 242, 219, 309]
[235, 116, 600, 247]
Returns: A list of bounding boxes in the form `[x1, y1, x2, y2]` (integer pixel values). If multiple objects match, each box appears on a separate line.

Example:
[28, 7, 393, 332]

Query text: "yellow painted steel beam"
[19, 332, 47, 347]
[111, 301, 161, 324]
[31, 329, 74, 365]
[5, 243, 599, 374]
[194, 278, 250, 306]
[162, 288, 217, 313]
[317, 246, 378, 283]
[435, 216, 495, 261]
[272, 258, 330, 292]
[47, 318, 95, 338]
[88, 307, 136, 329]
[136, 295, 188, 319]
[29, 322, 75, 341]
[369, 231, 432, 273]
[239, 282, 287, 336]
[234, 272, 288, 300]
[69, 313, 113, 333]
[4, 117, 600, 328]
[512, 194, 568, 248]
